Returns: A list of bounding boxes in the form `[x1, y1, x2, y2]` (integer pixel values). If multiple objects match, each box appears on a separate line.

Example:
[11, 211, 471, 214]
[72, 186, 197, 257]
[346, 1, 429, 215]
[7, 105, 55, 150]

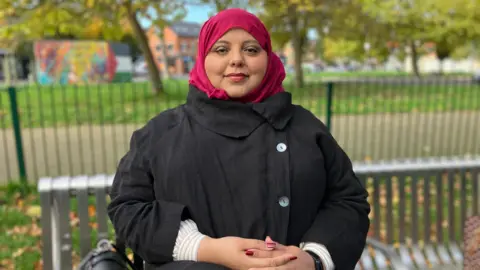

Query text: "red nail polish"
[290, 256, 297, 260]
[245, 251, 254, 256]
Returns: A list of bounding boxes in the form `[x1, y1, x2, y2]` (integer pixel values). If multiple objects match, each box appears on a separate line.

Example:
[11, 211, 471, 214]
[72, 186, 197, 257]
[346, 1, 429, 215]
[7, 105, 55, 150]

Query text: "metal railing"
[3, 78, 480, 184]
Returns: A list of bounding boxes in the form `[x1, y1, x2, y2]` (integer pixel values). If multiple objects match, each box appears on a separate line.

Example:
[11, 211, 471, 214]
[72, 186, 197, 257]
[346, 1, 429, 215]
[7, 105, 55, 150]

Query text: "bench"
[38, 157, 480, 269]
[354, 156, 480, 269]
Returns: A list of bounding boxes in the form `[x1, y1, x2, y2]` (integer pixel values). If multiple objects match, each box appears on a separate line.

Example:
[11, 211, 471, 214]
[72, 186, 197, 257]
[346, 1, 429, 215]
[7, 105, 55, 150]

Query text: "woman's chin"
[223, 87, 254, 99]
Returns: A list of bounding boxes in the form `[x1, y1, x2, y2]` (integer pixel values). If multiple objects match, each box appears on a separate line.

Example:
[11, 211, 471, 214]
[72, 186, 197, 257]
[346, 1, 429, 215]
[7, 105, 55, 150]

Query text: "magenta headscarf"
[188, 8, 286, 103]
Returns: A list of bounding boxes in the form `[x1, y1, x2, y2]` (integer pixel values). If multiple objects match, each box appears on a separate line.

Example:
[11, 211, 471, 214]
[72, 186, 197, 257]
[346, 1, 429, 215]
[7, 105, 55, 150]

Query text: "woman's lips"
[226, 73, 249, 82]
[228, 75, 247, 82]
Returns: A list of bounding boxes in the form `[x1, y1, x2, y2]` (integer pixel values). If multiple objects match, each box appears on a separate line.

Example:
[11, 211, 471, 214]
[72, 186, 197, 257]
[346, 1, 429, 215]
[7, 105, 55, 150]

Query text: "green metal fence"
[1, 77, 479, 184]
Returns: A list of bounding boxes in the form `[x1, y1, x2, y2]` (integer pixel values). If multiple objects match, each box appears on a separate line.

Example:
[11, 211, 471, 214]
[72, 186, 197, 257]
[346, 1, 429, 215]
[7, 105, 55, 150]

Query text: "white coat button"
[278, 196, 290, 207]
[276, 143, 287, 152]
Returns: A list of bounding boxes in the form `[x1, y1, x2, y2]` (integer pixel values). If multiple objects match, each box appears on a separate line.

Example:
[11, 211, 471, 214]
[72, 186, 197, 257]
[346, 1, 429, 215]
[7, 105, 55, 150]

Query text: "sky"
[183, 5, 214, 24]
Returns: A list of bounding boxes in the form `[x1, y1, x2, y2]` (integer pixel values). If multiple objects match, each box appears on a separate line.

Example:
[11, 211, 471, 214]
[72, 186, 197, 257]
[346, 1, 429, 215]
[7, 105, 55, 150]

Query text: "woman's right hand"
[197, 236, 296, 270]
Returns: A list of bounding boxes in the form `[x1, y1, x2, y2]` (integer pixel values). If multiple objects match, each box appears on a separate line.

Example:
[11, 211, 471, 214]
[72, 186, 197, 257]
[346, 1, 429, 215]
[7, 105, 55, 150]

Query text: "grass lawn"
[0, 78, 479, 129]
[0, 183, 117, 270]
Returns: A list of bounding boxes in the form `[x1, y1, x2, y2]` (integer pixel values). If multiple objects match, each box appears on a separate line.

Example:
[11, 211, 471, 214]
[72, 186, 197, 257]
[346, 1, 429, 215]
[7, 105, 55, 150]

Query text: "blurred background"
[0, 0, 479, 269]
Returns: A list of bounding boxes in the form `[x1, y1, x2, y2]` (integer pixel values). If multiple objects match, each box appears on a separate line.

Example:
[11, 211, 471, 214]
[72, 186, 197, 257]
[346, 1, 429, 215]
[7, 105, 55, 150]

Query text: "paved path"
[1, 111, 479, 184]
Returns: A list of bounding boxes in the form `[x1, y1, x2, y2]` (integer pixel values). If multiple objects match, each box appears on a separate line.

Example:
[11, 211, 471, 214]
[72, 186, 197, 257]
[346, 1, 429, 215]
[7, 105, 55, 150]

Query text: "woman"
[108, 8, 370, 270]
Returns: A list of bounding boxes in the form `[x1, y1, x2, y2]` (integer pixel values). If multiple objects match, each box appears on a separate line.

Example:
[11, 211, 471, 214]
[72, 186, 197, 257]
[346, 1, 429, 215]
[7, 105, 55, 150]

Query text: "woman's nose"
[230, 59, 244, 67]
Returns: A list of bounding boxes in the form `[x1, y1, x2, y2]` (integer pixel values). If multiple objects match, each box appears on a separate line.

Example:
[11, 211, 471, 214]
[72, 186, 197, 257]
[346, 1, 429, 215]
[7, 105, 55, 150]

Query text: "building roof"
[170, 21, 201, 38]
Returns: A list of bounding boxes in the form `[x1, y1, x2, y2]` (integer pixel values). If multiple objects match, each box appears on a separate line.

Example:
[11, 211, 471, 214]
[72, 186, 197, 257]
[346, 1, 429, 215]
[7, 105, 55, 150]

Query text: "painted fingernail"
[266, 243, 276, 248]
[245, 250, 254, 256]
[290, 256, 297, 260]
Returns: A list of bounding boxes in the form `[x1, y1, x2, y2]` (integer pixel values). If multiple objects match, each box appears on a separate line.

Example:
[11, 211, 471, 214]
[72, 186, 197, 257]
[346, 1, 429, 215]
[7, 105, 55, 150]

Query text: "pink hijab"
[188, 8, 286, 103]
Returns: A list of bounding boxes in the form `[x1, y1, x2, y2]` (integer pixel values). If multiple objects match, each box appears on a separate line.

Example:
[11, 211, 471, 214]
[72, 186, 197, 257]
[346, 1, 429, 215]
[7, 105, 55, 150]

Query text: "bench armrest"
[366, 238, 409, 270]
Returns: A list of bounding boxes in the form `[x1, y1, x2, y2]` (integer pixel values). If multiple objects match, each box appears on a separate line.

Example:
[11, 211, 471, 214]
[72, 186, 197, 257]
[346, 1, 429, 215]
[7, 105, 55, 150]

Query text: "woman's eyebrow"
[244, 40, 260, 45]
[214, 40, 260, 45]
[215, 40, 229, 45]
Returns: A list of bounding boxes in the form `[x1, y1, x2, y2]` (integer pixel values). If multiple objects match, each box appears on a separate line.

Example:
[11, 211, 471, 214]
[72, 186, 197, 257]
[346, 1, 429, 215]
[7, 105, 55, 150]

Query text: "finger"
[245, 249, 275, 258]
[242, 239, 275, 251]
[269, 253, 297, 267]
[248, 254, 296, 269]
[264, 236, 277, 249]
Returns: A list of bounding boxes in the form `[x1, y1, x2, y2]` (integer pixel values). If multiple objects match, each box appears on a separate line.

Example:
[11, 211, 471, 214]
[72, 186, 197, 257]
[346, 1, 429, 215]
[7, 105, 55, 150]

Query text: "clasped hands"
[197, 236, 316, 270]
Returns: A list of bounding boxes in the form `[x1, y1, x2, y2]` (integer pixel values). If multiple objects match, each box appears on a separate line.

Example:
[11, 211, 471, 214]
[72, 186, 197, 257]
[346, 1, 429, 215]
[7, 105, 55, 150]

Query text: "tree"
[357, 0, 480, 76]
[424, 0, 480, 73]
[0, 1, 85, 50]
[313, 0, 391, 64]
[0, 0, 187, 93]
[197, 0, 251, 12]
[256, 0, 320, 88]
[82, 0, 187, 94]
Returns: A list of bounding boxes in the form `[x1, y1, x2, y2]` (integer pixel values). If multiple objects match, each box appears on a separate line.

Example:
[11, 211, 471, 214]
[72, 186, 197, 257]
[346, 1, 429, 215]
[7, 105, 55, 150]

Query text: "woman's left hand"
[246, 237, 316, 270]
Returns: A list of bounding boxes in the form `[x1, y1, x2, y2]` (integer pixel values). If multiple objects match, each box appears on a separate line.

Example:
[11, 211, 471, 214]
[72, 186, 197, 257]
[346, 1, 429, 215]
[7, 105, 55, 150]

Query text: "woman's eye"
[215, 47, 228, 54]
[245, 47, 259, 54]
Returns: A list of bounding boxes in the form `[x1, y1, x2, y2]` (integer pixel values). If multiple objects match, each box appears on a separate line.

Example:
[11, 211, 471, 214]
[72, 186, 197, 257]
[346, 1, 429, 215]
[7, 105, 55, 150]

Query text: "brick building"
[147, 22, 201, 76]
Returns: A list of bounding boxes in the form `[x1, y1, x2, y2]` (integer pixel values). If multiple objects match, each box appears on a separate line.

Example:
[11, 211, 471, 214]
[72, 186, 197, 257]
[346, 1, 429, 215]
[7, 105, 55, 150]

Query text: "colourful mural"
[34, 40, 118, 85]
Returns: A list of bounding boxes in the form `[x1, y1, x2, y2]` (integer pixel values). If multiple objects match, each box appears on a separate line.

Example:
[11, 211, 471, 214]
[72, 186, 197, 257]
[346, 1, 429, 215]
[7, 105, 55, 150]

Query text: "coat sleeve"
[107, 127, 189, 264]
[300, 129, 371, 270]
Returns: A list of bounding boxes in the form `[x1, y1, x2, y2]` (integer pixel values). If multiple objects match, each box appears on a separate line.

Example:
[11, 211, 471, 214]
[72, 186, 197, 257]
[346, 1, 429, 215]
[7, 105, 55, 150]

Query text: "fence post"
[8, 86, 27, 185]
[325, 82, 334, 132]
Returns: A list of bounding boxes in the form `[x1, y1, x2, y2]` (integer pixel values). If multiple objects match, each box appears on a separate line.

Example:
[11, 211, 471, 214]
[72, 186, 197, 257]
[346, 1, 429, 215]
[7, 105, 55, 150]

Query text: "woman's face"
[204, 28, 268, 99]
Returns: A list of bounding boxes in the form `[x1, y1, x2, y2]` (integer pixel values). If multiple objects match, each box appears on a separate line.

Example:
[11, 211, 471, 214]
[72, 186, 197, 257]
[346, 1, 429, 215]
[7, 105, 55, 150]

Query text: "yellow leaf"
[26, 205, 42, 218]
[88, 205, 96, 217]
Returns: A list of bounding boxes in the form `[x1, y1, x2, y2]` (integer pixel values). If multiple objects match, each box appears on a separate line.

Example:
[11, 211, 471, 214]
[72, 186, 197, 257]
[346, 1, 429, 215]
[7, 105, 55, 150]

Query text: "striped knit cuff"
[300, 242, 335, 270]
[173, 219, 206, 261]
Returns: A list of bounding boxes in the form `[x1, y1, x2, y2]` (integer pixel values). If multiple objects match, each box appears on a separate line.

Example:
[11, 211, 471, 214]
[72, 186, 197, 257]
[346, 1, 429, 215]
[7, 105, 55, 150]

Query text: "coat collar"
[184, 85, 294, 138]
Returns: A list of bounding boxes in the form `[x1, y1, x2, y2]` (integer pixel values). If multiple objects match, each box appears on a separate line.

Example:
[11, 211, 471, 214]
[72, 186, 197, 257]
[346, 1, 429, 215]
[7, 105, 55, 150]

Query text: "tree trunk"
[126, 10, 163, 94]
[159, 29, 170, 79]
[288, 11, 304, 88]
[409, 40, 420, 77]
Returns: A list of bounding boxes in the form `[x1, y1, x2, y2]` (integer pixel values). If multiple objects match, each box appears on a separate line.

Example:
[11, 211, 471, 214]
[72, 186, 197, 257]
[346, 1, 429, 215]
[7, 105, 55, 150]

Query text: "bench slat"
[76, 179, 92, 258]
[359, 249, 374, 269]
[92, 175, 109, 240]
[472, 169, 479, 215]
[55, 184, 73, 270]
[39, 177, 54, 270]
[397, 246, 414, 268]
[436, 244, 453, 265]
[410, 245, 428, 268]
[448, 243, 463, 265]
[372, 250, 389, 269]
[423, 244, 439, 266]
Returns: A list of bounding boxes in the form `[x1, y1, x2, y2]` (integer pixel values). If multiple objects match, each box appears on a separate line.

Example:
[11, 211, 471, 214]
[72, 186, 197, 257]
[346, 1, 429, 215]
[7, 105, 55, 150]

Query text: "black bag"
[76, 239, 138, 270]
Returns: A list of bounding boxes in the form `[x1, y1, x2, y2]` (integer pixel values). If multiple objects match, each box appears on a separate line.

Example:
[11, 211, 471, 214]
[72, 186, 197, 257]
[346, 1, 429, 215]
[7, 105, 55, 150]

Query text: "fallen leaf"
[88, 205, 96, 217]
[30, 223, 42, 237]
[70, 212, 80, 227]
[13, 247, 27, 258]
[34, 260, 43, 270]
[26, 205, 42, 218]
[0, 258, 14, 270]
